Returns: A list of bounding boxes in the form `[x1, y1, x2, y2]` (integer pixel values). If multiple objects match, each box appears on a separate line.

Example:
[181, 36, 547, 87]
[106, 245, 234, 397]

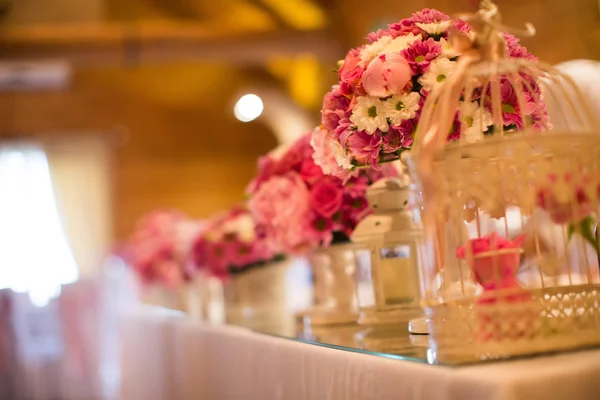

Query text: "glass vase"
[300, 242, 358, 326]
[223, 258, 295, 335]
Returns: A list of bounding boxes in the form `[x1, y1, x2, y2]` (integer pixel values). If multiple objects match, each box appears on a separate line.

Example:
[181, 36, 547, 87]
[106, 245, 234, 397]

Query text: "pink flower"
[386, 17, 423, 37]
[504, 33, 538, 62]
[299, 159, 324, 185]
[249, 172, 316, 254]
[386, 119, 417, 151]
[497, 80, 537, 128]
[190, 206, 278, 279]
[536, 173, 595, 224]
[401, 38, 442, 75]
[334, 118, 354, 145]
[125, 210, 194, 288]
[348, 131, 382, 169]
[339, 47, 365, 95]
[246, 155, 277, 194]
[363, 53, 412, 97]
[454, 19, 471, 34]
[456, 233, 526, 286]
[310, 178, 344, 218]
[412, 8, 450, 24]
[310, 127, 356, 181]
[344, 176, 370, 198]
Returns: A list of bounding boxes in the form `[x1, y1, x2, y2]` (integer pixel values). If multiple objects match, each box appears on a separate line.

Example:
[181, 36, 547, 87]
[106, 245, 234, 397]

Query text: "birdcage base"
[358, 304, 422, 326]
[426, 284, 600, 364]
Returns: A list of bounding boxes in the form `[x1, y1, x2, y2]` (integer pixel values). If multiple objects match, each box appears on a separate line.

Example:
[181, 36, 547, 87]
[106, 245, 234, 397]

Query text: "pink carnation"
[401, 38, 442, 75]
[412, 8, 450, 24]
[310, 127, 356, 181]
[348, 131, 383, 169]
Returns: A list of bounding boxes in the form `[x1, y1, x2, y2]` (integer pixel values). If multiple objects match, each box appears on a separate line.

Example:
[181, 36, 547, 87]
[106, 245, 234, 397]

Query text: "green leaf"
[567, 223, 576, 240]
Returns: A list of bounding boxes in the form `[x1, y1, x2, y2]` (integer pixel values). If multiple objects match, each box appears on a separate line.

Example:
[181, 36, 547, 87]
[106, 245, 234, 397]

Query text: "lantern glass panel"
[355, 247, 376, 309]
[379, 244, 418, 305]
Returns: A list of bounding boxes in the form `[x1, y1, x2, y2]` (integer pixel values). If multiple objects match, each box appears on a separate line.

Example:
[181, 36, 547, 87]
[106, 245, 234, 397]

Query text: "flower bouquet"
[312, 8, 545, 171]
[124, 210, 201, 312]
[190, 205, 294, 332]
[247, 132, 395, 324]
[190, 205, 280, 279]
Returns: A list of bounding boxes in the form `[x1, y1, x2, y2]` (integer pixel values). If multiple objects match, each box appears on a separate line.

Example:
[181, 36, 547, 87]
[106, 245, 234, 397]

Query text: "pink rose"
[299, 159, 324, 185]
[456, 233, 525, 286]
[310, 179, 344, 218]
[363, 53, 412, 97]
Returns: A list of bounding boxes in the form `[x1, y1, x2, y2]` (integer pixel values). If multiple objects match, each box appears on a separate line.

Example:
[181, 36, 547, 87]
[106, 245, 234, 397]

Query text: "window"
[0, 144, 78, 306]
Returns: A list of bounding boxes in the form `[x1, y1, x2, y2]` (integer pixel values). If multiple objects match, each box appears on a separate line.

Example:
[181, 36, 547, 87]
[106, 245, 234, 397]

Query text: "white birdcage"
[406, 0, 600, 363]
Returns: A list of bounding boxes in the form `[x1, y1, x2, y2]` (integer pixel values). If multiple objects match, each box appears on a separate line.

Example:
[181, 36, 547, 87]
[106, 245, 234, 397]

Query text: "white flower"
[350, 96, 390, 134]
[222, 214, 256, 243]
[439, 37, 459, 59]
[416, 21, 453, 36]
[418, 57, 456, 92]
[460, 101, 494, 143]
[330, 140, 353, 170]
[383, 92, 421, 125]
[360, 33, 422, 66]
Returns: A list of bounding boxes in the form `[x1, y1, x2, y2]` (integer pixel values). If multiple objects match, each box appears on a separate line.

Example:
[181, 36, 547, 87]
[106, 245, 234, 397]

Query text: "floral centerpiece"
[247, 132, 395, 255]
[190, 205, 279, 280]
[312, 8, 546, 170]
[124, 210, 201, 289]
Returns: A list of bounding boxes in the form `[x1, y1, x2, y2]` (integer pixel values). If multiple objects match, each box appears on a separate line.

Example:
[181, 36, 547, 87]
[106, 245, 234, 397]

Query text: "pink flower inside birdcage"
[456, 232, 526, 287]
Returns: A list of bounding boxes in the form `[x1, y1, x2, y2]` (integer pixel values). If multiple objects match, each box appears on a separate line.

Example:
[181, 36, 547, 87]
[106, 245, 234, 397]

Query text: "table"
[120, 306, 600, 400]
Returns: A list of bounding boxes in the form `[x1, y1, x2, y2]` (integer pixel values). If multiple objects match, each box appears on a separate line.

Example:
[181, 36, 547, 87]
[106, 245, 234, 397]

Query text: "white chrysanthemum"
[360, 33, 422, 66]
[222, 214, 256, 243]
[439, 37, 459, 59]
[416, 21, 453, 36]
[418, 57, 456, 92]
[460, 101, 494, 143]
[383, 92, 421, 125]
[350, 96, 390, 134]
[331, 140, 353, 170]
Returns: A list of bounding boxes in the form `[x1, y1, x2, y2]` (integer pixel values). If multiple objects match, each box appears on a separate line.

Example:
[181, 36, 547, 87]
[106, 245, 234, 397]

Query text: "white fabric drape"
[44, 135, 113, 278]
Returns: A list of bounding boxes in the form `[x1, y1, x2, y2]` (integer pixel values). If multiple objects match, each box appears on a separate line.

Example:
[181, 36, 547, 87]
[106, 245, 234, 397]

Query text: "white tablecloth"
[120, 307, 600, 400]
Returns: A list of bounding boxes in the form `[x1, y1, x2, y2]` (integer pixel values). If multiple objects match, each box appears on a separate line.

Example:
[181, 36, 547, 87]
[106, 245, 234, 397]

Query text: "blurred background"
[0, 0, 599, 398]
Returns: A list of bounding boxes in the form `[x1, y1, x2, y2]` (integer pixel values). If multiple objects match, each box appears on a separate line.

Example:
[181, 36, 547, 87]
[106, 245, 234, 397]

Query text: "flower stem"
[568, 216, 600, 254]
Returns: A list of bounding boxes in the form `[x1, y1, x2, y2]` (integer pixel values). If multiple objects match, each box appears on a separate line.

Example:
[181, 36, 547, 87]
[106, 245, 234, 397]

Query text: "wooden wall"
[0, 63, 278, 240]
[329, 0, 600, 64]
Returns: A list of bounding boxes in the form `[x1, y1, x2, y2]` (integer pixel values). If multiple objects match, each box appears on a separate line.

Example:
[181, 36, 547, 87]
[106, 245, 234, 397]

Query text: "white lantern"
[351, 177, 423, 326]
